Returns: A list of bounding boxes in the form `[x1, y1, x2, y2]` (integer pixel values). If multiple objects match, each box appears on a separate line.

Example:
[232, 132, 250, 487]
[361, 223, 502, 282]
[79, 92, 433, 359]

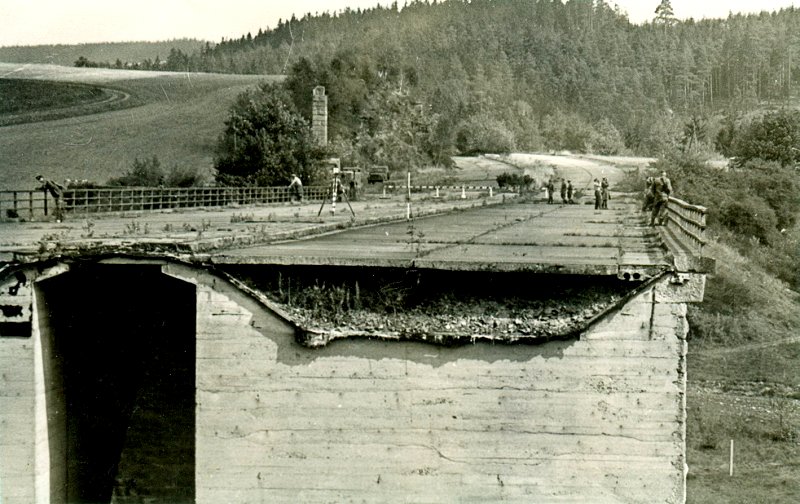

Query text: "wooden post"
[43, 190, 48, 216]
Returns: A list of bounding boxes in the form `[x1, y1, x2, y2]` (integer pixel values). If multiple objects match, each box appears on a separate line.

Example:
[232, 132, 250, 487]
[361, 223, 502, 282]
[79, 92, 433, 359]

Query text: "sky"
[0, 0, 797, 47]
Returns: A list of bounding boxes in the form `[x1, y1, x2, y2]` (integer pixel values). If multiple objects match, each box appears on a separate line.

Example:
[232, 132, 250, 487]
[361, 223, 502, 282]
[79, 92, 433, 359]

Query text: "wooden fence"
[0, 186, 330, 220]
[665, 196, 708, 255]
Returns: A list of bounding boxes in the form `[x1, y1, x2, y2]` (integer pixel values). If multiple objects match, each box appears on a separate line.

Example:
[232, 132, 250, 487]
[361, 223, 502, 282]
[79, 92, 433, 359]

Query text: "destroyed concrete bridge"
[0, 185, 712, 503]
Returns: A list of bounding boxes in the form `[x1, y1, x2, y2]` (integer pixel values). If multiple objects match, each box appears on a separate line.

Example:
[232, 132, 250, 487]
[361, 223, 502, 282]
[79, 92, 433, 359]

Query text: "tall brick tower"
[312, 86, 328, 147]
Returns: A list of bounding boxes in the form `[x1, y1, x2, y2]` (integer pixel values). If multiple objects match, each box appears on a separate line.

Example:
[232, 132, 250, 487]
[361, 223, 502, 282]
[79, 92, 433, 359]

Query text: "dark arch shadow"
[37, 264, 196, 504]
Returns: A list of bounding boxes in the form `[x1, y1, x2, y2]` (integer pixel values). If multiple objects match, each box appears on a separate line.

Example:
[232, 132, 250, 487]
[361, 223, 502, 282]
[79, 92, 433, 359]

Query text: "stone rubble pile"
[279, 295, 620, 341]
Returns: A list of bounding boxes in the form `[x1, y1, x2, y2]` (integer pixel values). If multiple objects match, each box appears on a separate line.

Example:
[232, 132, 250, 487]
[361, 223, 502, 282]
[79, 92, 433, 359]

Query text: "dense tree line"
[168, 1, 800, 162]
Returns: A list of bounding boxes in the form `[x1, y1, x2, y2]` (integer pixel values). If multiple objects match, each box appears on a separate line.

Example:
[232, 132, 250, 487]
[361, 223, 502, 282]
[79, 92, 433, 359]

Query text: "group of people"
[592, 177, 610, 210]
[545, 176, 612, 208]
[545, 178, 576, 204]
[643, 171, 672, 226]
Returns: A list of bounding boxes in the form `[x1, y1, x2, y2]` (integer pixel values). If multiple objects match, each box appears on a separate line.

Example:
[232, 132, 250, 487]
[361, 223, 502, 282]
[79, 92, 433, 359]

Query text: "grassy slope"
[0, 65, 274, 189]
[685, 238, 800, 503]
[0, 79, 107, 114]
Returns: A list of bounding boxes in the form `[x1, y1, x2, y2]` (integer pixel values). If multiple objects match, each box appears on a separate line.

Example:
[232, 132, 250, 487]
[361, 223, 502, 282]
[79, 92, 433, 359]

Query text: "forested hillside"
[115, 0, 800, 161]
[6, 1, 798, 167]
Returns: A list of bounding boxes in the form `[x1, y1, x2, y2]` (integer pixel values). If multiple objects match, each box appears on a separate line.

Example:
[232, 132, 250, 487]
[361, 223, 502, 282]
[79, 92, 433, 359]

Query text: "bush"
[455, 115, 516, 155]
[108, 156, 164, 186]
[540, 111, 595, 152]
[165, 165, 205, 187]
[496, 172, 533, 189]
[719, 195, 778, 245]
[732, 109, 800, 167]
[588, 118, 626, 155]
[738, 159, 800, 231]
[107, 156, 205, 188]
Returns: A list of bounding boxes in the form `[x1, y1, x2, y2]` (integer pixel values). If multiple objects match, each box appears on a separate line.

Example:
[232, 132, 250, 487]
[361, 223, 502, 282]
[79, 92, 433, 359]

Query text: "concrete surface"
[0, 190, 673, 279]
[0, 261, 692, 503]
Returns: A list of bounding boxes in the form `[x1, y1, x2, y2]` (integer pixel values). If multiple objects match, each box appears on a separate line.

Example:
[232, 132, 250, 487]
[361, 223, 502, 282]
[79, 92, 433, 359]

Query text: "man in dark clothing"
[642, 177, 655, 212]
[546, 179, 555, 204]
[600, 177, 610, 209]
[567, 180, 574, 203]
[35, 175, 65, 222]
[650, 171, 672, 226]
[560, 179, 567, 204]
[593, 178, 601, 210]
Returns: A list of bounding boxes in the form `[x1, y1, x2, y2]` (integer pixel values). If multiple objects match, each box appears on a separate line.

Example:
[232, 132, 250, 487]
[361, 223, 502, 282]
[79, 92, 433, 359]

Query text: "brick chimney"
[312, 86, 328, 147]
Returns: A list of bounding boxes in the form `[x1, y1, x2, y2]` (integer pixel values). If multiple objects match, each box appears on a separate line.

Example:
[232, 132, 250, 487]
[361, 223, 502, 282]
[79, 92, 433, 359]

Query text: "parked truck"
[367, 165, 390, 184]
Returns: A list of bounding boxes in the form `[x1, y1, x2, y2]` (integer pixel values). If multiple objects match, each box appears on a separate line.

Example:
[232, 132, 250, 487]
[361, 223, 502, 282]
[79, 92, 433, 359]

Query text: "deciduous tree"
[214, 83, 322, 186]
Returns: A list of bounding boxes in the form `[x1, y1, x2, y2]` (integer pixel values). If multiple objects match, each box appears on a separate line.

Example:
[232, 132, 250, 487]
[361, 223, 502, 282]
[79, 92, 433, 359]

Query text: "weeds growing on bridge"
[230, 212, 255, 223]
[123, 221, 149, 235]
[406, 219, 426, 256]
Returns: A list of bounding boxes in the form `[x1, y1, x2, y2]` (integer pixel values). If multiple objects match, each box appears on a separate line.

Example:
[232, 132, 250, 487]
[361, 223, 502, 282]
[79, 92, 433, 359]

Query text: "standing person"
[600, 177, 610, 209]
[288, 173, 303, 204]
[35, 175, 65, 222]
[560, 178, 567, 204]
[546, 178, 555, 204]
[567, 180, 574, 204]
[642, 176, 655, 212]
[650, 171, 672, 226]
[593, 178, 602, 210]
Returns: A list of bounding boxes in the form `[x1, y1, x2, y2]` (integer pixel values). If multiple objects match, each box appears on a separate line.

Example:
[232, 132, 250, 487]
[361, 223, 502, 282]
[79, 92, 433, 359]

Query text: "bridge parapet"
[0, 186, 331, 219]
[665, 196, 708, 255]
[662, 196, 714, 273]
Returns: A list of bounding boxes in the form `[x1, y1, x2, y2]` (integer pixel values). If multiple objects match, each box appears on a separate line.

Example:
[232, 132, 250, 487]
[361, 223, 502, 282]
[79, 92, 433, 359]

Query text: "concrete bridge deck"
[214, 194, 669, 279]
[1, 192, 673, 280]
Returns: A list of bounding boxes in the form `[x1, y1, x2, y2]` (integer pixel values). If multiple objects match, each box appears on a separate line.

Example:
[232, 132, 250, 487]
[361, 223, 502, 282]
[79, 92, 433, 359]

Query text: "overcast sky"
[0, 0, 797, 47]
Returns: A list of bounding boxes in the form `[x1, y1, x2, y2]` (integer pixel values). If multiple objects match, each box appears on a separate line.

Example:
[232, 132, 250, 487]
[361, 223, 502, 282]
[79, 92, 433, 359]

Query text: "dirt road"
[452, 153, 654, 191]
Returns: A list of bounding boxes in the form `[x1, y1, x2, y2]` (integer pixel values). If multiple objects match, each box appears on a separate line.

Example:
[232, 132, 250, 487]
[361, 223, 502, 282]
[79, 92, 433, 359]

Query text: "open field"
[0, 79, 108, 115]
[0, 63, 273, 190]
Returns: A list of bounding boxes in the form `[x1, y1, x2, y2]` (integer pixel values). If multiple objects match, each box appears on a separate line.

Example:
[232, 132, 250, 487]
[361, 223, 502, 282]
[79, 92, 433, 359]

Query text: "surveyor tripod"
[317, 173, 355, 217]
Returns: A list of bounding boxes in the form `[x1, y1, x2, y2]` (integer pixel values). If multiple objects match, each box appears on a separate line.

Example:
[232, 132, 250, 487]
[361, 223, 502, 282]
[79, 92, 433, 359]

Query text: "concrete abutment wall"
[0, 260, 702, 503]
[0, 263, 196, 504]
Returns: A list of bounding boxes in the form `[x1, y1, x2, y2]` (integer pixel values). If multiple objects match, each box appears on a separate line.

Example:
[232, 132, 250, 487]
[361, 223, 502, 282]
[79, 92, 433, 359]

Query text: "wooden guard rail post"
[0, 185, 331, 219]
[665, 196, 708, 256]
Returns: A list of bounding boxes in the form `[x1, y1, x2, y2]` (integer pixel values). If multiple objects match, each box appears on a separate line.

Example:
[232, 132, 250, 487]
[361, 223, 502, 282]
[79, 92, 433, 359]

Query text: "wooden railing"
[665, 196, 708, 255]
[0, 186, 330, 219]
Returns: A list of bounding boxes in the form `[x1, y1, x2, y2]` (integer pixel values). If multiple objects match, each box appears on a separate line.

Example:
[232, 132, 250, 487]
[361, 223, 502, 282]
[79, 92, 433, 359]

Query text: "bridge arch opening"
[36, 264, 196, 504]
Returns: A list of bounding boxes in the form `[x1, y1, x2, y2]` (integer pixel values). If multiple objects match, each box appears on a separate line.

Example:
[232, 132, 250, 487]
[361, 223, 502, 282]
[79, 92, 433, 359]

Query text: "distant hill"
[0, 64, 274, 190]
[0, 39, 205, 67]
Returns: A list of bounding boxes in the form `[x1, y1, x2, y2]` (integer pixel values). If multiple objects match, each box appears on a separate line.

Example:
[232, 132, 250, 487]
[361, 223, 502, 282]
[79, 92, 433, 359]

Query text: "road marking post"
[729, 439, 734, 477]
